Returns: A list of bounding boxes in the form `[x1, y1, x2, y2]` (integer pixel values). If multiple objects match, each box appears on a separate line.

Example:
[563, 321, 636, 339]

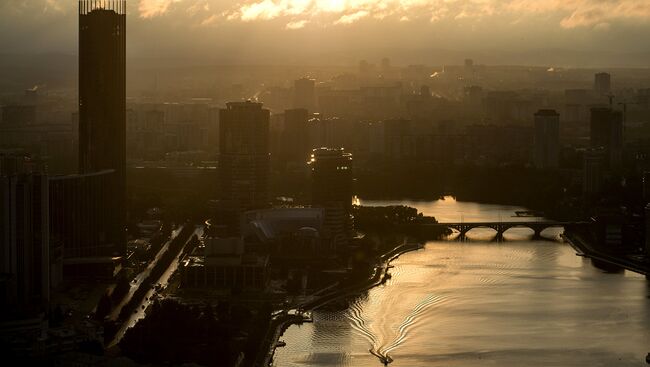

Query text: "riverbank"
[261, 240, 424, 367]
[563, 230, 649, 276]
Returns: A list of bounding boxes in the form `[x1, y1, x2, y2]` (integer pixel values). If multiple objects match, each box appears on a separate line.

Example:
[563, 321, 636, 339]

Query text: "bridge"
[426, 221, 577, 240]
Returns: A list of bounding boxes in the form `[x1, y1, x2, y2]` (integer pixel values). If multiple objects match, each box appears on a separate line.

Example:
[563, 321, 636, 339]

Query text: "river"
[273, 197, 650, 366]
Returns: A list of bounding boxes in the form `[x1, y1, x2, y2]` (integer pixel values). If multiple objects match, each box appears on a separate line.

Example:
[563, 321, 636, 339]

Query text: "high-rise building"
[594, 72, 611, 96]
[533, 109, 560, 169]
[643, 171, 650, 204]
[218, 101, 270, 214]
[381, 57, 391, 75]
[78, 0, 126, 255]
[309, 148, 353, 249]
[645, 204, 650, 256]
[280, 108, 310, 169]
[0, 154, 49, 322]
[583, 148, 605, 196]
[293, 78, 316, 111]
[49, 170, 121, 279]
[590, 107, 623, 167]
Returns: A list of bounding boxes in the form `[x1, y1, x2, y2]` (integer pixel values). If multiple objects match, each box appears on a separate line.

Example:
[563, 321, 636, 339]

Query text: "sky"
[1, 0, 650, 65]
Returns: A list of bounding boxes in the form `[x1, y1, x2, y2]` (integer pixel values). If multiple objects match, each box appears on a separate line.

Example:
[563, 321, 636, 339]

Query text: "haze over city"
[2, 0, 650, 66]
[1, 1, 649, 366]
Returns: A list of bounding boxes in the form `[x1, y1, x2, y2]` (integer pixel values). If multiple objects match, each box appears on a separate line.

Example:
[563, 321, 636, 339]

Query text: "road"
[107, 225, 203, 348]
[108, 225, 184, 321]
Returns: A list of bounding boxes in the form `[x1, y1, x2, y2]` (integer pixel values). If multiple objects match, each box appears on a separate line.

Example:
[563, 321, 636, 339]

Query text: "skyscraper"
[590, 107, 623, 168]
[309, 148, 353, 249]
[645, 204, 650, 256]
[293, 78, 316, 111]
[583, 147, 605, 196]
[280, 108, 310, 169]
[50, 170, 120, 278]
[533, 109, 560, 169]
[0, 154, 49, 321]
[643, 171, 650, 204]
[78, 0, 126, 255]
[218, 101, 270, 213]
[594, 72, 611, 96]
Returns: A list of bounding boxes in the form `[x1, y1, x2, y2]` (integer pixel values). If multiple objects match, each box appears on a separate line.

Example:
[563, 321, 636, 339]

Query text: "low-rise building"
[181, 237, 269, 292]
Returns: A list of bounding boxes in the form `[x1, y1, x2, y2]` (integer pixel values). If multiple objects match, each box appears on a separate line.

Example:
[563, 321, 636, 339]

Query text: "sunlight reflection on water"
[273, 199, 650, 367]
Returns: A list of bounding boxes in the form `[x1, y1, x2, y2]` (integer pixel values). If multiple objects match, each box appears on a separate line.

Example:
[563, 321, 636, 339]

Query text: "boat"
[514, 210, 543, 217]
[302, 311, 313, 323]
[276, 340, 286, 348]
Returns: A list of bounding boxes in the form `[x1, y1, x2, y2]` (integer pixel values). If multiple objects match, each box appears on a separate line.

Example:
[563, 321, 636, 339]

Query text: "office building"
[533, 109, 560, 169]
[49, 170, 121, 278]
[78, 0, 126, 255]
[280, 108, 310, 169]
[643, 171, 650, 203]
[594, 72, 611, 96]
[293, 78, 316, 111]
[590, 107, 623, 167]
[0, 154, 49, 324]
[218, 101, 270, 215]
[583, 148, 606, 196]
[180, 237, 269, 291]
[646, 204, 650, 256]
[309, 148, 353, 249]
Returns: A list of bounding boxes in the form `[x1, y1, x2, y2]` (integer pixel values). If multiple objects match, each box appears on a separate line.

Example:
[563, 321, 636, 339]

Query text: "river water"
[273, 197, 650, 367]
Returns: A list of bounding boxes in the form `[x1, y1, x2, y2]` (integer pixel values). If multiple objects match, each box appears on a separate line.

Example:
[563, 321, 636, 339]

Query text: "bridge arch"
[443, 221, 569, 241]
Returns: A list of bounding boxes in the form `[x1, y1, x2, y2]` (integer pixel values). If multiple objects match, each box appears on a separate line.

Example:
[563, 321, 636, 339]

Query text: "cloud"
[5, 0, 650, 30]
[334, 10, 369, 25]
[139, 0, 182, 18]
[216, 0, 650, 29]
[286, 19, 308, 29]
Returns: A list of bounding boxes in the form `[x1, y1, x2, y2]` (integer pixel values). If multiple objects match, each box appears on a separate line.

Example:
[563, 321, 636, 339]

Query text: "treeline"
[354, 163, 573, 216]
[353, 205, 437, 231]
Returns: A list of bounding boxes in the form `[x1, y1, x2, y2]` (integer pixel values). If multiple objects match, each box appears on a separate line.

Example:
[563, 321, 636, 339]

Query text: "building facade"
[50, 170, 121, 278]
[533, 109, 560, 169]
[218, 101, 270, 213]
[280, 108, 310, 170]
[590, 107, 623, 168]
[0, 155, 49, 322]
[594, 72, 611, 96]
[78, 0, 126, 256]
[293, 78, 316, 111]
[309, 148, 354, 249]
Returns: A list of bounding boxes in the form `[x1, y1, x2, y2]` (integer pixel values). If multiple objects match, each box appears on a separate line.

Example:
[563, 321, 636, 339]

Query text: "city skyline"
[1, 1, 649, 366]
[1, 1, 650, 67]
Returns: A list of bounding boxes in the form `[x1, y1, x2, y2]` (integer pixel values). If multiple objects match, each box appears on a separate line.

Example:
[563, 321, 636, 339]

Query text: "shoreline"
[562, 231, 649, 276]
[260, 240, 425, 367]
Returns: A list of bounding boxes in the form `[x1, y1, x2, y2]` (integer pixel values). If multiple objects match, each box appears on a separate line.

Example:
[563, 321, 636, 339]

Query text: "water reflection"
[274, 199, 650, 367]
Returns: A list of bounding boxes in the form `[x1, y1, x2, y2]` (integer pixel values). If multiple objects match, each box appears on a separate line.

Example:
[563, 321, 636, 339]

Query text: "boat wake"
[379, 294, 446, 357]
[349, 293, 448, 365]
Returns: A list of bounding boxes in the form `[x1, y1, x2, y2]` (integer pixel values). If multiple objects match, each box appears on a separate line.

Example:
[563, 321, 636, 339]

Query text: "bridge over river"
[416, 221, 587, 240]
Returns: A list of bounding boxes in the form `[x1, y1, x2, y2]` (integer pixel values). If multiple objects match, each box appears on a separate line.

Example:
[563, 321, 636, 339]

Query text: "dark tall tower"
[78, 0, 126, 255]
[293, 78, 316, 111]
[590, 107, 622, 168]
[281, 108, 310, 169]
[219, 101, 270, 212]
[594, 72, 611, 96]
[533, 109, 560, 169]
[309, 148, 353, 250]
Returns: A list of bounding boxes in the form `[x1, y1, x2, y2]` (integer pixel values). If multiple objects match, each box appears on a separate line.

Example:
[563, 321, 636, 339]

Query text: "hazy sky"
[1, 0, 650, 64]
